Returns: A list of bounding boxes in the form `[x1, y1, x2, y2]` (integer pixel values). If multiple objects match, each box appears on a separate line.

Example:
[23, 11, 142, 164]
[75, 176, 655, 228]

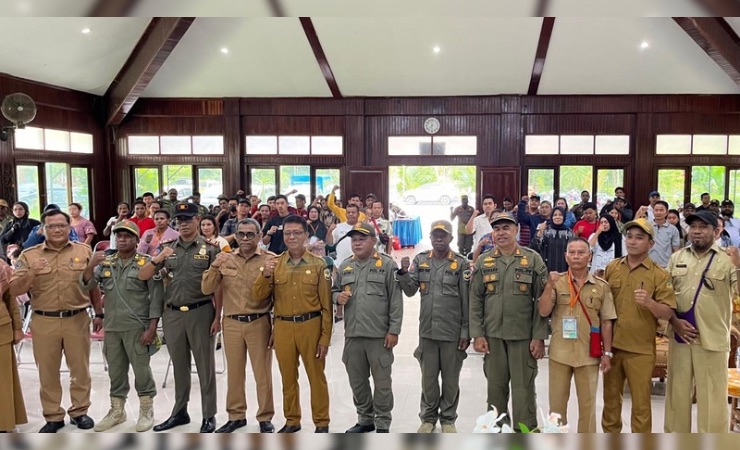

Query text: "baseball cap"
[430, 220, 453, 235]
[346, 222, 377, 238]
[490, 212, 518, 227]
[295, 194, 306, 200]
[710, 199, 720, 206]
[683, 202, 696, 209]
[112, 220, 140, 236]
[529, 194, 541, 200]
[721, 199, 734, 207]
[43, 203, 60, 212]
[685, 210, 718, 228]
[0, 199, 8, 208]
[237, 198, 251, 205]
[365, 193, 377, 200]
[623, 218, 655, 239]
[461, 194, 469, 199]
[174, 202, 198, 218]
[649, 191, 660, 197]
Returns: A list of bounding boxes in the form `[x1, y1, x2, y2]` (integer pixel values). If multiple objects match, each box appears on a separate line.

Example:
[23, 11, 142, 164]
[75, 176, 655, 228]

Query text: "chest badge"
[375, 259, 383, 267]
[450, 261, 458, 270]
[199, 245, 207, 256]
[74, 257, 80, 262]
[138, 259, 146, 266]
[519, 284, 528, 292]
[420, 282, 427, 291]
[103, 270, 111, 277]
[520, 257, 529, 267]
[306, 270, 312, 275]
[486, 283, 494, 292]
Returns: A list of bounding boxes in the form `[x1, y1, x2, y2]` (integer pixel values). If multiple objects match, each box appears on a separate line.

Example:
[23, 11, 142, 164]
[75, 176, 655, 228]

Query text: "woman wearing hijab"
[306, 205, 328, 256]
[0, 202, 40, 251]
[588, 214, 625, 276]
[529, 206, 574, 272]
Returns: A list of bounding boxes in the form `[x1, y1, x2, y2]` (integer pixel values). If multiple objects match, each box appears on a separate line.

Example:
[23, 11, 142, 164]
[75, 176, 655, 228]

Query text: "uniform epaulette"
[71, 241, 91, 249]
[263, 250, 278, 257]
[160, 239, 176, 245]
[593, 275, 608, 284]
[22, 242, 44, 252]
[203, 238, 219, 247]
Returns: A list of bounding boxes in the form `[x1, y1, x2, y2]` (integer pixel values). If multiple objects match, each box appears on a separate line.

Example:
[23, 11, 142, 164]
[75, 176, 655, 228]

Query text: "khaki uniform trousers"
[602, 349, 654, 433]
[414, 338, 467, 425]
[548, 359, 599, 432]
[222, 315, 274, 422]
[273, 317, 329, 427]
[664, 340, 730, 432]
[162, 304, 217, 418]
[30, 312, 91, 422]
[483, 338, 538, 431]
[104, 329, 156, 399]
[0, 341, 27, 431]
[343, 337, 395, 430]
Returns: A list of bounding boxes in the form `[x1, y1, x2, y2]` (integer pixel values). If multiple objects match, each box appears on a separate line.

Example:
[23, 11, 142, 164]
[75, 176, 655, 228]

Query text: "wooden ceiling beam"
[674, 17, 740, 85]
[104, 17, 195, 126]
[527, 17, 555, 96]
[300, 17, 342, 98]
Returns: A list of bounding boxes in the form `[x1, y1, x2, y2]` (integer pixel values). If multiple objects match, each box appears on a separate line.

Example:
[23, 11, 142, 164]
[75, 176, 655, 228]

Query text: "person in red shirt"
[129, 200, 155, 237]
[293, 194, 309, 220]
[573, 202, 599, 239]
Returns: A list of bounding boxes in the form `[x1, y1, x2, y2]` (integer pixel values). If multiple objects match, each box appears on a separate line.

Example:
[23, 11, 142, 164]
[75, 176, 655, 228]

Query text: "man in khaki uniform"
[602, 218, 677, 433]
[665, 210, 740, 432]
[398, 220, 469, 433]
[538, 237, 617, 432]
[9, 209, 103, 433]
[334, 222, 403, 433]
[202, 218, 276, 434]
[469, 212, 549, 431]
[253, 214, 333, 433]
[81, 220, 164, 432]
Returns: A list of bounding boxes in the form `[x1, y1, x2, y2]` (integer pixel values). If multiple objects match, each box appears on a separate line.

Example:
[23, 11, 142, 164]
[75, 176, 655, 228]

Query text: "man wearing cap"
[398, 220, 468, 433]
[450, 195, 475, 256]
[538, 237, 616, 432]
[720, 200, 740, 247]
[294, 194, 309, 220]
[680, 203, 696, 233]
[139, 202, 222, 433]
[642, 191, 661, 222]
[469, 212, 549, 432]
[664, 210, 740, 432]
[9, 208, 103, 432]
[253, 214, 333, 433]
[369, 201, 393, 254]
[570, 191, 591, 221]
[81, 220, 164, 432]
[644, 201, 680, 268]
[159, 188, 179, 219]
[364, 194, 377, 216]
[190, 191, 209, 217]
[221, 198, 251, 244]
[201, 218, 276, 434]
[333, 222, 402, 433]
[601, 218, 676, 433]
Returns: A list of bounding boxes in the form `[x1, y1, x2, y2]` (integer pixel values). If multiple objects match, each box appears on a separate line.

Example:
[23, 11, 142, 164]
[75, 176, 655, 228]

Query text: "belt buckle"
[179, 305, 190, 312]
[58, 311, 65, 318]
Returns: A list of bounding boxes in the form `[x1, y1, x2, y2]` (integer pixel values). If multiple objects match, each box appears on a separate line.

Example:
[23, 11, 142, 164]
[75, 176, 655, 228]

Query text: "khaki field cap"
[623, 218, 655, 239]
[346, 222, 377, 238]
[112, 220, 140, 237]
[430, 220, 453, 235]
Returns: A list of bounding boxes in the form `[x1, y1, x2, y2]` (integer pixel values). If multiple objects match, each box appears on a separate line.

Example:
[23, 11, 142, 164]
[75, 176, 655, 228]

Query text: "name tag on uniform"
[563, 316, 578, 340]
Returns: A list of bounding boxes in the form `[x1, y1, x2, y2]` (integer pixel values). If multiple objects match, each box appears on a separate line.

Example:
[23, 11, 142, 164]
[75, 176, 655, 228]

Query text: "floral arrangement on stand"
[473, 406, 568, 433]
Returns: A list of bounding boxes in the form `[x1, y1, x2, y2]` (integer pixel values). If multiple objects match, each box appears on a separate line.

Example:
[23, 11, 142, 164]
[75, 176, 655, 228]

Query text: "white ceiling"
[0, 16, 738, 98]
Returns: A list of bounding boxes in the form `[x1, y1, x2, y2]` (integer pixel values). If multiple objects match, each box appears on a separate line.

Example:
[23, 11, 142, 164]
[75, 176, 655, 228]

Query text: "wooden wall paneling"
[223, 98, 242, 196]
[242, 116, 346, 135]
[523, 114, 634, 134]
[651, 113, 740, 134]
[128, 98, 224, 117]
[364, 97, 503, 116]
[633, 113, 656, 206]
[240, 98, 363, 116]
[119, 116, 226, 135]
[479, 167, 520, 209]
[521, 95, 740, 114]
[345, 115, 364, 167]
[498, 113, 521, 167]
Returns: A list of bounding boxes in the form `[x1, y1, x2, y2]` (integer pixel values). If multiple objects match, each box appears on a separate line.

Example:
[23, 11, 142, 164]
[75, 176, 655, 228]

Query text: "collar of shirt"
[618, 255, 655, 270]
[40, 240, 72, 252]
[286, 252, 311, 266]
[176, 237, 202, 249]
[235, 248, 263, 262]
[687, 242, 721, 258]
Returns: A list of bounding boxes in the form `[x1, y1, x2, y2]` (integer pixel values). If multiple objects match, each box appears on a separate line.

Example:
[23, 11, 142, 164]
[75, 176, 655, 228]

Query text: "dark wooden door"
[479, 167, 520, 208]
[345, 166, 388, 213]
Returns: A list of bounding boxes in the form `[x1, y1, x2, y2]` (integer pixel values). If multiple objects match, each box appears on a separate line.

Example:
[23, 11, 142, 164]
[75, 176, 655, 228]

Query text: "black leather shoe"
[70, 415, 94, 430]
[39, 421, 65, 433]
[345, 423, 375, 433]
[215, 419, 245, 433]
[200, 417, 216, 433]
[277, 424, 301, 433]
[153, 410, 190, 432]
[315, 426, 329, 433]
[259, 421, 275, 433]
[376, 429, 389, 433]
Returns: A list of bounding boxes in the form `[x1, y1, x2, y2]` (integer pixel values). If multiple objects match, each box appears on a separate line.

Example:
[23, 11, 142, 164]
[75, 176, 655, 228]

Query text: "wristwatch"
[603, 351, 613, 358]
[95, 313, 105, 319]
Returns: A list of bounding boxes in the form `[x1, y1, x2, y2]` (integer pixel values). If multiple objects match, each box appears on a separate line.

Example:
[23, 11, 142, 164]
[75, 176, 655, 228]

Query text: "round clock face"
[424, 117, 440, 135]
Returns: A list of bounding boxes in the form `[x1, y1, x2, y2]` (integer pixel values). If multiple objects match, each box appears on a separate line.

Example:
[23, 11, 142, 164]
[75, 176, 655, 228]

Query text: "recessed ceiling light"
[433, 46, 441, 54]
[81, 28, 91, 34]
[640, 41, 649, 49]
[220, 47, 229, 54]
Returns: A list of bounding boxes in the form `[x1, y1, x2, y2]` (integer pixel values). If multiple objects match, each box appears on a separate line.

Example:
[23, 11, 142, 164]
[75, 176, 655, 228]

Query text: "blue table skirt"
[394, 217, 423, 247]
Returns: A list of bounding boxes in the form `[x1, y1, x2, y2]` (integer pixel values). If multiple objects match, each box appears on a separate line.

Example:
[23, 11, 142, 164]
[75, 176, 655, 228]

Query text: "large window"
[527, 169, 554, 202]
[132, 165, 223, 205]
[197, 168, 223, 207]
[134, 167, 160, 199]
[690, 166, 725, 203]
[596, 169, 624, 210]
[657, 169, 686, 209]
[15, 126, 94, 153]
[16, 163, 92, 219]
[525, 135, 629, 155]
[656, 134, 740, 155]
[248, 166, 340, 203]
[315, 169, 340, 197]
[163, 165, 193, 198]
[388, 136, 477, 156]
[16, 165, 41, 219]
[128, 135, 224, 155]
[280, 166, 311, 199]
[525, 166, 623, 210]
[559, 166, 594, 206]
[730, 170, 740, 206]
[250, 168, 276, 200]
[246, 136, 343, 155]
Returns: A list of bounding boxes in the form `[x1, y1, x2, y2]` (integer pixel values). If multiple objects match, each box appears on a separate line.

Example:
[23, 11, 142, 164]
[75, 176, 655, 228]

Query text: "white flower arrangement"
[473, 406, 569, 433]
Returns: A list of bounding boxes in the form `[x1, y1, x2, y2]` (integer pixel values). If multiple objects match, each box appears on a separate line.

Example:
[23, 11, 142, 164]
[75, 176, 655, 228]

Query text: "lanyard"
[566, 269, 582, 314]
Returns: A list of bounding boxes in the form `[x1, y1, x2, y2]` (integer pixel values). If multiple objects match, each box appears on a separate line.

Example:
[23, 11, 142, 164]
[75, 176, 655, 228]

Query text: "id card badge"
[562, 316, 578, 339]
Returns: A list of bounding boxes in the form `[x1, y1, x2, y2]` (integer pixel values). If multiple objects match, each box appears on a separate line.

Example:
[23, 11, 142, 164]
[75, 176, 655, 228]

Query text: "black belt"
[34, 308, 87, 318]
[227, 312, 269, 323]
[276, 311, 321, 323]
[167, 299, 212, 312]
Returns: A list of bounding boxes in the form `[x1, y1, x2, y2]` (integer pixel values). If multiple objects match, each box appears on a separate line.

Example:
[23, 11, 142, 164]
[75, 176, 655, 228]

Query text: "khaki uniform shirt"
[333, 252, 403, 339]
[92, 252, 164, 332]
[547, 273, 617, 367]
[253, 251, 333, 347]
[668, 244, 738, 352]
[469, 246, 549, 341]
[201, 249, 274, 316]
[604, 256, 677, 355]
[11, 241, 93, 311]
[0, 260, 22, 345]
[157, 237, 220, 307]
[398, 250, 469, 341]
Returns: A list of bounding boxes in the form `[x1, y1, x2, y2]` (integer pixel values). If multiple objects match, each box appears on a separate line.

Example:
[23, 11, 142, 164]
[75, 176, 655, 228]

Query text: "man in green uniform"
[333, 222, 403, 433]
[159, 188, 179, 219]
[450, 195, 475, 256]
[398, 220, 470, 433]
[139, 202, 222, 433]
[601, 218, 676, 433]
[191, 191, 209, 217]
[469, 212, 549, 431]
[81, 220, 164, 432]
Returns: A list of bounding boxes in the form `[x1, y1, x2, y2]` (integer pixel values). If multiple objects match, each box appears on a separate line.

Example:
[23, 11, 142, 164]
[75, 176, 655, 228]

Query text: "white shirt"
[590, 239, 626, 274]
[723, 217, 740, 246]
[106, 216, 118, 250]
[332, 222, 355, 266]
[472, 214, 493, 250]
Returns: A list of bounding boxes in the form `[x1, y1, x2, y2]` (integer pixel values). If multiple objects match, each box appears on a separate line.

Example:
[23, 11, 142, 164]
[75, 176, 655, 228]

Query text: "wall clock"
[423, 117, 440, 135]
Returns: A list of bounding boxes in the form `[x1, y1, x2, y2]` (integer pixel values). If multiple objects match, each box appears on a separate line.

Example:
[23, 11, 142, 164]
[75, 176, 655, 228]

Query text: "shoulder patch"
[463, 269, 472, 281]
[323, 268, 331, 280]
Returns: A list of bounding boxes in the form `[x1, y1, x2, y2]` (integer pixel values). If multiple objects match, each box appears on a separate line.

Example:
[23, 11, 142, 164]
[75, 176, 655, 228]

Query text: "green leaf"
[518, 423, 531, 433]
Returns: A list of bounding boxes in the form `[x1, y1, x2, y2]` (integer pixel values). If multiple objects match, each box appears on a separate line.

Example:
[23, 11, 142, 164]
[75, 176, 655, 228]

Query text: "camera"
[379, 232, 390, 245]
[229, 205, 237, 213]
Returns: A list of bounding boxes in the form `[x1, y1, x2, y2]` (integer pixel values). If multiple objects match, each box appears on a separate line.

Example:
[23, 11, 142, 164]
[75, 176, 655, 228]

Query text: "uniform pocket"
[303, 272, 319, 286]
[514, 274, 533, 296]
[192, 258, 209, 270]
[442, 273, 459, 296]
[367, 274, 386, 296]
[379, 348, 395, 368]
[126, 272, 147, 291]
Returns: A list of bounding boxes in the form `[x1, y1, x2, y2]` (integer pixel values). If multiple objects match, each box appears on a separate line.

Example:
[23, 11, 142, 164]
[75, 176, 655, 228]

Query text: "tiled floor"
[10, 245, 708, 434]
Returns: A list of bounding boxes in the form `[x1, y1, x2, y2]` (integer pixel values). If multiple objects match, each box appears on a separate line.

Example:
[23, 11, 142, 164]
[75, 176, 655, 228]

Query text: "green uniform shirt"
[333, 252, 403, 338]
[398, 250, 470, 341]
[158, 236, 220, 306]
[469, 245, 549, 341]
[93, 252, 164, 332]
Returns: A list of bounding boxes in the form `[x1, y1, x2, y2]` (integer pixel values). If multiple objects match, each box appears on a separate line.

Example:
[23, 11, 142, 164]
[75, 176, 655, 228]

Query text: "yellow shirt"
[327, 192, 366, 223]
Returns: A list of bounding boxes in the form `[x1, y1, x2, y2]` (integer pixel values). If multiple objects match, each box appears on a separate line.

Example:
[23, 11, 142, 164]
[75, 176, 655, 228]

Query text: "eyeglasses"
[44, 224, 69, 231]
[235, 231, 257, 240]
[283, 231, 305, 237]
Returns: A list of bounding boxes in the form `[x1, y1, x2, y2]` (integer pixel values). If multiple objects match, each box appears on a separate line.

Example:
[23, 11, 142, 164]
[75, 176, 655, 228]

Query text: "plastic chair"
[93, 240, 111, 253]
[162, 330, 226, 389]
